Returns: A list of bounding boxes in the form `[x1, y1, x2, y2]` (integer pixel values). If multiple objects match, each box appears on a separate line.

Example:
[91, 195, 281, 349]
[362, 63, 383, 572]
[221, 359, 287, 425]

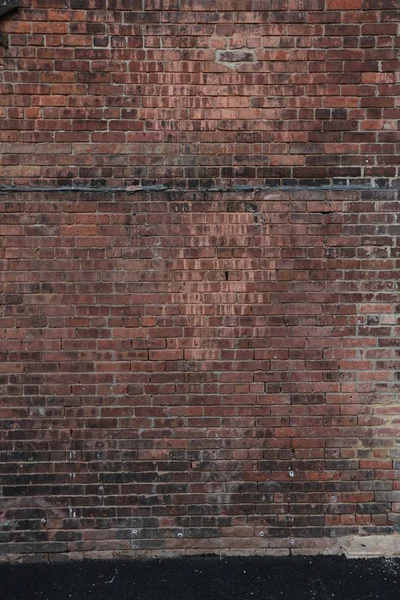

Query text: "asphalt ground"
[2, 555, 400, 600]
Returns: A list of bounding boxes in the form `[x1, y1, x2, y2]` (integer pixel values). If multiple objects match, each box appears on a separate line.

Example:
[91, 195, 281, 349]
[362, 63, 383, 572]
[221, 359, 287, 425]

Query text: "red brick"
[327, 0, 362, 8]
[0, 0, 399, 561]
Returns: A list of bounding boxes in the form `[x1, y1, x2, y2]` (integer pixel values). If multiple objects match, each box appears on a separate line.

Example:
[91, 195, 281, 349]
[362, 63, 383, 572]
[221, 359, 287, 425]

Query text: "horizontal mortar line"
[0, 184, 398, 194]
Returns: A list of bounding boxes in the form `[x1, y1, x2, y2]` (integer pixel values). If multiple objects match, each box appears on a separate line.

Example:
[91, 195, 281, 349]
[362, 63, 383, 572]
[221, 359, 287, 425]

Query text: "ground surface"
[2, 555, 400, 600]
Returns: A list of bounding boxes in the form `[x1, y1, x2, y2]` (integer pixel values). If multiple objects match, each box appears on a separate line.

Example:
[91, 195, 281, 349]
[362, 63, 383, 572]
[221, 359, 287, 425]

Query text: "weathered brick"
[0, 188, 398, 558]
[0, 0, 399, 561]
[0, 3, 397, 189]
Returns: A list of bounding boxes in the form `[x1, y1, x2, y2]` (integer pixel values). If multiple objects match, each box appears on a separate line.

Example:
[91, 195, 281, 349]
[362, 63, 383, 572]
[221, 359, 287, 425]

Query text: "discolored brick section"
[0, 1, 400, 189]
[0, 189, 399, 560]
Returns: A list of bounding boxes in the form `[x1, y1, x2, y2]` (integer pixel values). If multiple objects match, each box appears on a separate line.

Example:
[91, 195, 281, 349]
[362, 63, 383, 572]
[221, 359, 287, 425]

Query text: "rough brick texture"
[1, 1, 400, 561]
[1, 189, 400, 560]
[0, 1, 400, 189]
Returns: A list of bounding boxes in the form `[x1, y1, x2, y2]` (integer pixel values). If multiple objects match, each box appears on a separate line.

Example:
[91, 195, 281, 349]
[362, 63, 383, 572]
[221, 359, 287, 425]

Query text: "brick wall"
[1, 189, 400, 560]
[0, 0, 400, 189]
[1, 2, 400, 561]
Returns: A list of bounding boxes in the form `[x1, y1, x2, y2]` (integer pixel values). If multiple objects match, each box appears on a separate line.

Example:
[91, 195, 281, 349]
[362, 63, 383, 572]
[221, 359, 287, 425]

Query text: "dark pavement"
[2, 555, 400, 600]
